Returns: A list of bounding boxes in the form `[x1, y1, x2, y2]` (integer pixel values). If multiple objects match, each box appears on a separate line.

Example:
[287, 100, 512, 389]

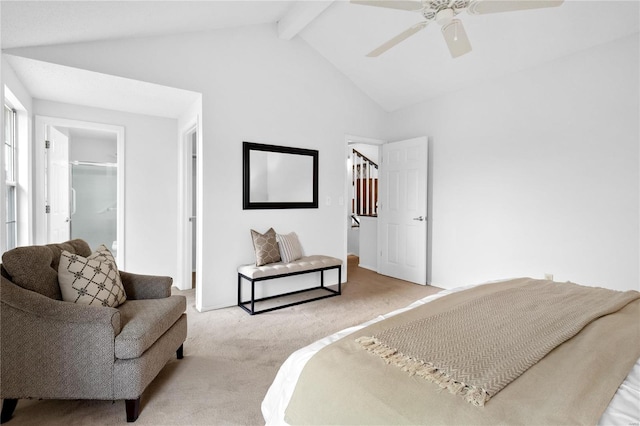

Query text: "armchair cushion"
[1, 239, 91, 300]
[115, 296, 187, 359]
[58, 245, 127, 307]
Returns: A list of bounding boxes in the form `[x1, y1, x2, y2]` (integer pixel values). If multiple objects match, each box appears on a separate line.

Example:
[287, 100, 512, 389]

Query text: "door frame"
[177, 116, 202, 305]
[343, 134, 385, 281]
[34, 116, 125, 267]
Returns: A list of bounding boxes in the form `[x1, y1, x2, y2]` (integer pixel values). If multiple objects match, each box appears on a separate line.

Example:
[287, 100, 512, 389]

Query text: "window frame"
[4, 104, 17, 250]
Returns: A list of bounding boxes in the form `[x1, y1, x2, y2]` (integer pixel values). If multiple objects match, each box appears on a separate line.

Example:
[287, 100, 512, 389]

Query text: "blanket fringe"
[355, 336, 490, 407]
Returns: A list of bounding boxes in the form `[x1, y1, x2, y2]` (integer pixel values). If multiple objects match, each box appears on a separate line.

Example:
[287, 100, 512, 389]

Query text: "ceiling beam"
[277, 1, 335, 40]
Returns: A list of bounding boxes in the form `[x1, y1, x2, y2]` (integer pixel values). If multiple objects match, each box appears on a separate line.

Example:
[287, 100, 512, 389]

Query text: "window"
[4, 105, 17, 250]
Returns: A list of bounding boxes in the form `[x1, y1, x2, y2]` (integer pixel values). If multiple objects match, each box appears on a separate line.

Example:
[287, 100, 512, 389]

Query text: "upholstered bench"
[237, 255, 342, 315]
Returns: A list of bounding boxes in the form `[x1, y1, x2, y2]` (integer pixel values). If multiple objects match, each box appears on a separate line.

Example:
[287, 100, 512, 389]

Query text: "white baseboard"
[358, 264, 377, 272]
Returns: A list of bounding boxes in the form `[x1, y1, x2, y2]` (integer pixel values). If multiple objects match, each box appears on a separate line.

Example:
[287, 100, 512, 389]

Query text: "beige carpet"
[8, 257, 441, 425]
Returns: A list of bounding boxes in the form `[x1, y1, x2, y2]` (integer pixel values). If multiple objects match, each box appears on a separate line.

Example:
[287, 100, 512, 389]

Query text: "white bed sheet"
[262, 284, 640, 426]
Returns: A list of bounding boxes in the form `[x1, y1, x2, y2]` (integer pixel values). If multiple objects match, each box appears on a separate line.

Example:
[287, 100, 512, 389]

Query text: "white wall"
[387, 34, 639, 291]
[33, 100, 180, 279]
[11, 24, 388, 309]
[350, 143, 379, 165]
[10, 24, 635, 300]
[358, 216, 377, 271]
[69, 134, 117, 163]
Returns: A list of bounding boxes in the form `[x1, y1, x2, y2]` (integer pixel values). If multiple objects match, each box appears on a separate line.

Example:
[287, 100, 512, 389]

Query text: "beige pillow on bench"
[250, 228, 281, 266]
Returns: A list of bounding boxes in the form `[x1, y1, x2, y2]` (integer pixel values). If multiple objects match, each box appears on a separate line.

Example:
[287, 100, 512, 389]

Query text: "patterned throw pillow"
[250, 228, 281, 266]
[276, 232, 303, 263]
[58, 244, 127, 307]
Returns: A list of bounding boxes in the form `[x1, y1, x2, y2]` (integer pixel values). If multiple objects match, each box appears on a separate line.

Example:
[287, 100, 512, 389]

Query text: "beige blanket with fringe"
[356, 280, 640, 407]
[285, 278, 640, 425]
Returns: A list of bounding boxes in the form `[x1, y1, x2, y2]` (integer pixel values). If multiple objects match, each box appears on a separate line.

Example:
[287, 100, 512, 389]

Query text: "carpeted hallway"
[7, 257, 441, 425]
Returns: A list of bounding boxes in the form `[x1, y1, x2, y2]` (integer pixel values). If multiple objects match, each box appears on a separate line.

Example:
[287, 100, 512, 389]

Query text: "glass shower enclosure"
[70, 161, 118, 258]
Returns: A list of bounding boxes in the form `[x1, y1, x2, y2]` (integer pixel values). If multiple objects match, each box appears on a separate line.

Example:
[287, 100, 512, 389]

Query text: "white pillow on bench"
[276, 232, 303, 263]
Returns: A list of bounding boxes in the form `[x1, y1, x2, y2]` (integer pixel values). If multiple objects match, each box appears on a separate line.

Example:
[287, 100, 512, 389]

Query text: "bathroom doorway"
[35, 116, 125, 266]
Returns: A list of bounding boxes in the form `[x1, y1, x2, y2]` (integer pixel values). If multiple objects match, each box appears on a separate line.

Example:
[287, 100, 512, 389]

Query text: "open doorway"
[344, 135, 384, 276]
[34, 116, 125, 266]
[178, 121, 200, 295]
[189, 129, 197, 289]
[343, 134, 430, 286]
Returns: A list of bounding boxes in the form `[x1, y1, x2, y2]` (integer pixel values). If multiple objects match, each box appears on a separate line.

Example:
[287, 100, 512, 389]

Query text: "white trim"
[177, 103, 204, 309]
[34, 116, 125, 268]
[0, 86, 5, 253]
[178, 120, 197, 292]
[176, 96, 203, 311]
[2, 87, 32, 251]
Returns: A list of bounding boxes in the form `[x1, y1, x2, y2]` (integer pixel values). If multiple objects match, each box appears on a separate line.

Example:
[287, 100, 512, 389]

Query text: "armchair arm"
[1, 277, 121, 400]
[119, 271, 172, 300]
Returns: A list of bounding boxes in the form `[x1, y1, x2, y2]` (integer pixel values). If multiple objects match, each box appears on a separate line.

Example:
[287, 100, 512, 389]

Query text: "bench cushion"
[238, 255, 342, 280]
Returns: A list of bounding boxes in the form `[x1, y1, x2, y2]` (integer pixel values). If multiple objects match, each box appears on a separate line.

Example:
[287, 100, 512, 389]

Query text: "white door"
[378, 136, 428, 284]
[46, 126, 71, 242]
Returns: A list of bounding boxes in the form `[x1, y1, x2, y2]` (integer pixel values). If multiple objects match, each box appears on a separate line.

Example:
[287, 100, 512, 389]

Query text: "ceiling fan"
[352, 0, 564, 58]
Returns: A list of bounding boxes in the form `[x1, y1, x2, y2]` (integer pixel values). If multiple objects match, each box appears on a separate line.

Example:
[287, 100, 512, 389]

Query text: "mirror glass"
[243, 142, 318, 209]
[249, 151, 313, 203]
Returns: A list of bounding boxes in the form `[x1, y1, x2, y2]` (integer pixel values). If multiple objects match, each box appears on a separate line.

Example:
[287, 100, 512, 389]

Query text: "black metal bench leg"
[1, 399, 18, 423]
[250, 280, 255, 315]
[126, 397, 141, 422]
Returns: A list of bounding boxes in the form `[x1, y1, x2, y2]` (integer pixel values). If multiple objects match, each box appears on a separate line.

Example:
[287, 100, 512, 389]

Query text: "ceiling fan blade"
[467, 0, 564, 15]
[351, 0, 424, 12]
[367, 22, 428, 57]
[441, 19, 472, 58]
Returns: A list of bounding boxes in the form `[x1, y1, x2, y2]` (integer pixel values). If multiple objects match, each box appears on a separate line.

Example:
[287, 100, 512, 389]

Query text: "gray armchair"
[0, 239, 187, 423]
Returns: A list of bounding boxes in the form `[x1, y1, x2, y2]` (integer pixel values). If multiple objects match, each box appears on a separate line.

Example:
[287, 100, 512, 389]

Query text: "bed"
[263, 278, 640, 425]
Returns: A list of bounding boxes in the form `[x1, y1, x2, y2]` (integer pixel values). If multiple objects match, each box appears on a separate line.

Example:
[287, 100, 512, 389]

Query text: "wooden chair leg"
[1, 399, 18, 424]
[125, 397, 140, 423]
[177, 344, 184, 359]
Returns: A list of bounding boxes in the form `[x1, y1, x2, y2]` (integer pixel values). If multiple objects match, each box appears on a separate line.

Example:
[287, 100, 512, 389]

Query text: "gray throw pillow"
[250, 228, 281, 266]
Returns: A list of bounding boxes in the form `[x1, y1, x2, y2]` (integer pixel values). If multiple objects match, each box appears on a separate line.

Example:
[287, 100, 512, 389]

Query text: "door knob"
[412, 216, 425, 221]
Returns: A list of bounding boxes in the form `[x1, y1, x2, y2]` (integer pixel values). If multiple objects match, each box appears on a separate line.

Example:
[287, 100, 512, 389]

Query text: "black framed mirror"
[243, 142, 319, 209]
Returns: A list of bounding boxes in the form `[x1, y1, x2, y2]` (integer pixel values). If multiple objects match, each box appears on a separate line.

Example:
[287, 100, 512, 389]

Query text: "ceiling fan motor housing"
[435, 8, 454, 25]
[423, 0, 470, 24]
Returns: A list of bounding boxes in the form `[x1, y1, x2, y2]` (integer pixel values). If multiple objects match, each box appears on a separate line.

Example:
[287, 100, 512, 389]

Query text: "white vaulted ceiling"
[2, 0, 638, 113]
